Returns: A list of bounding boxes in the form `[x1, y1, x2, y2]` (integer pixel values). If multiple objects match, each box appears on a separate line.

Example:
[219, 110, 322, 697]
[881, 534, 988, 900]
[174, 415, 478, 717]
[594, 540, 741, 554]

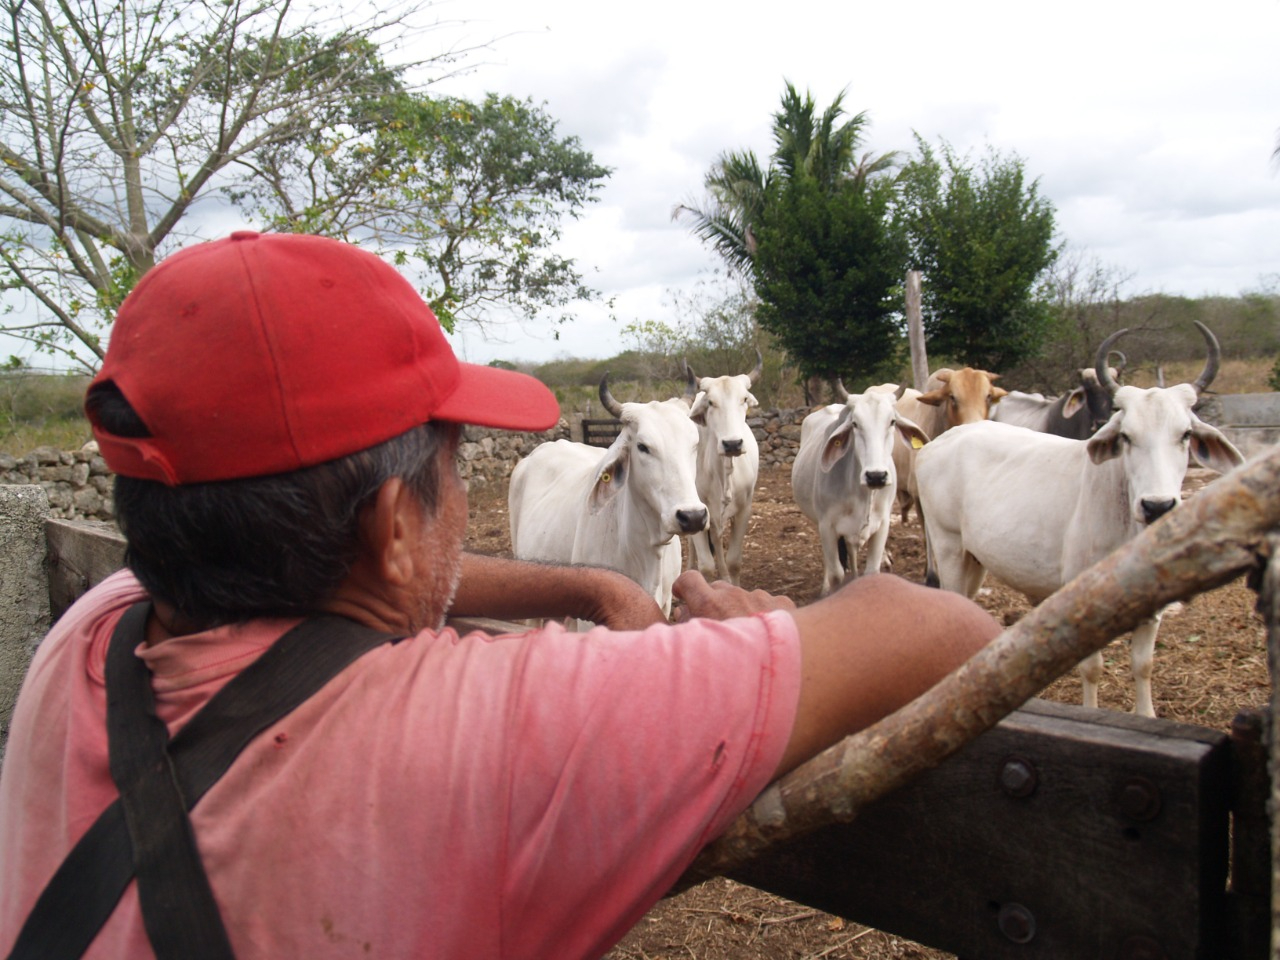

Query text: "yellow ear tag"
[833, 439, 843, 448]
[600, 472, 611, 483]
[911, 437, 924, 450]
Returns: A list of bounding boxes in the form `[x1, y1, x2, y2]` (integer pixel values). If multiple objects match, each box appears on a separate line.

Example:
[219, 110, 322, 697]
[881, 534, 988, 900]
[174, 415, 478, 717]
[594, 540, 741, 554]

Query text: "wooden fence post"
[905, 270, 928, 392]
[1260, 532, 1280, 960]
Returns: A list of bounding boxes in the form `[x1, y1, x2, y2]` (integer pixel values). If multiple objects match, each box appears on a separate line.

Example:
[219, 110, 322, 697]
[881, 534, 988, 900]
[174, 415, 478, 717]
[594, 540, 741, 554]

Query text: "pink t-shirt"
[0, 570, 800, 960]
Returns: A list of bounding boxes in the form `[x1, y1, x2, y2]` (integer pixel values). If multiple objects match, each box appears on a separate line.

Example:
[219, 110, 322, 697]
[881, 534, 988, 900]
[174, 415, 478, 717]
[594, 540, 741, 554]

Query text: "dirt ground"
[462, 464, 1270, 960]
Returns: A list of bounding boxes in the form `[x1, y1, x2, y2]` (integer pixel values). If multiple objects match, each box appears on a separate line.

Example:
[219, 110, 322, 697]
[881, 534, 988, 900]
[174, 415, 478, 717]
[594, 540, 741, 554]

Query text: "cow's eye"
[1119, 433, 1132, 446]
[637, 442, 650, 454]
[1181, 430, 1193, 443]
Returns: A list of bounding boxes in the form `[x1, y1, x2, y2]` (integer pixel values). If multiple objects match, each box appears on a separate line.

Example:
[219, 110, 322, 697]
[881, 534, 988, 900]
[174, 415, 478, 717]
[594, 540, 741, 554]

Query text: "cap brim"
[433, 362, 561, 432]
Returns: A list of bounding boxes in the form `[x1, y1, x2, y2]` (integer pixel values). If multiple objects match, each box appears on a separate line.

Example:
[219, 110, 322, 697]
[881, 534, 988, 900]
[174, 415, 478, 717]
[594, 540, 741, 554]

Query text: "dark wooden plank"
[44, 518, 126, 621]
[581, 418, 622, 447]
[731, 698, 1233, 960]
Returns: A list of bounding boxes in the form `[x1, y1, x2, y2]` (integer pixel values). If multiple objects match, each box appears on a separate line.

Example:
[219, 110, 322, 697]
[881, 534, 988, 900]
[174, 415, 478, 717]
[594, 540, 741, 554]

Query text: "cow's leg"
[925, 530, 970, 595]
[1129, 612, 1162, 718]
[818, 523, 846, 596]
[1079, 652, 1104, 709]
[724, 505, 751, 586]
[862, 519, 891, 576]
[689, 527, 716, 579]
[712, 518, 732, 583]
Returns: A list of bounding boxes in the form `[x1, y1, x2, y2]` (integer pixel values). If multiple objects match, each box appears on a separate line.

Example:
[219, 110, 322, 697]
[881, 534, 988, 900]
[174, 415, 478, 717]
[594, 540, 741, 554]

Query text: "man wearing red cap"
[0, 233, 998, 960]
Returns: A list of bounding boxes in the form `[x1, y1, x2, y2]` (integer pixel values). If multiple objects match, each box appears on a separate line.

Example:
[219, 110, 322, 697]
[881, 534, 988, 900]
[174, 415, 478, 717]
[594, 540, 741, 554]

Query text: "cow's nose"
[864, 470, 889, 489]
[721, 438, 744, 457]
[1141, 497, 1177, 523]
[677, 507, 708, 533]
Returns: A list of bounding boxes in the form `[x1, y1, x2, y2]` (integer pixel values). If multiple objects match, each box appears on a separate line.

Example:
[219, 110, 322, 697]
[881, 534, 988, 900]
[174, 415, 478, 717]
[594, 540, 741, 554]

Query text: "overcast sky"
[417, 0, 1280, 367]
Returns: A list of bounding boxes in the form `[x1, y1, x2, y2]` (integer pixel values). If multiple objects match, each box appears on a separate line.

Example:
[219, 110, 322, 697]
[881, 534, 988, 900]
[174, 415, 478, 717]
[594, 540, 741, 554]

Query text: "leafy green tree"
[753, 175, 907, 386]
[676, 83, 904, 385]
[898, 136, 1059, 371]
[674, 83, 897, 281]
[0, 0, 607, 370]
[232, 92, 610, 333]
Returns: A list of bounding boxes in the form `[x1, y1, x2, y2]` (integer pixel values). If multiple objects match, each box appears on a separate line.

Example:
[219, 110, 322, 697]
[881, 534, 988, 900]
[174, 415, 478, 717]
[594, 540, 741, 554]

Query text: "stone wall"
[8, 397, 1273, 516]
[0, 444, 114, 522]
[456, 422, 569, 491]
[750, 407, 810, 469]
[0, 422, 574, 522]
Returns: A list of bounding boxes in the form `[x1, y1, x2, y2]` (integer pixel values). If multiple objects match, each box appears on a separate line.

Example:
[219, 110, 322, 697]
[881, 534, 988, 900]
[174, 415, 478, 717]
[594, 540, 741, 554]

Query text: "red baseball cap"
[89, 231, 561, 485]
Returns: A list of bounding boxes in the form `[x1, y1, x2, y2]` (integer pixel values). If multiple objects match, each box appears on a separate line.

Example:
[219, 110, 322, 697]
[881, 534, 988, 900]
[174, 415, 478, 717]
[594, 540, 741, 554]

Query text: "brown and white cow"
[892, 367, 1007, 524]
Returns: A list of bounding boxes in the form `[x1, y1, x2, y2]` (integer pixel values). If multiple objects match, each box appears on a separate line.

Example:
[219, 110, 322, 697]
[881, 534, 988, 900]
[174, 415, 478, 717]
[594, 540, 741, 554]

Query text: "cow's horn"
[1191, 321, 1221, 395]
[747, 348, 764, 385]
[1095, 328, 1128, 397]
[682, 363, 699, 407]
[599, 375, 624, 419]
[834, 378, 850, 401]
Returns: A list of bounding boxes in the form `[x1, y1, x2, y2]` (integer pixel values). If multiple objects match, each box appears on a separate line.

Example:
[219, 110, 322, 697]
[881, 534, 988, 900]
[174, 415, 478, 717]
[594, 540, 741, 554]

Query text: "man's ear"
[360, 477, 419, 586]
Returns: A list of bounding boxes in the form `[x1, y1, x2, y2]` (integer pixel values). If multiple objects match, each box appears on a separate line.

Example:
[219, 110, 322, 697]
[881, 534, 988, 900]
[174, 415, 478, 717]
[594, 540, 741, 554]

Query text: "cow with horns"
[891, 367, 1008, 524]
[792, 384, 930, 596]
[508, 372, 708, 624]
[991, 350, 1127, 439]
[915, 321, 1243, 716]
[685, 352, 763, 586]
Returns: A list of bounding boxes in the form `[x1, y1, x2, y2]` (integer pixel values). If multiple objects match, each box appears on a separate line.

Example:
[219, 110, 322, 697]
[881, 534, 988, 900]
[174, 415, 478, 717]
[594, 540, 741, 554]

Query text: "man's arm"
[672, 571, 1000, 780]
[449, 553, 667, 630]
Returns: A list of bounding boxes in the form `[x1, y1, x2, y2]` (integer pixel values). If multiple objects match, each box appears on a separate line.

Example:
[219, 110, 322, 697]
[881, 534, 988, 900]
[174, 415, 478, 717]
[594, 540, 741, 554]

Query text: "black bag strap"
[106, 601, 236, 960]
[7, 603, 404, 960]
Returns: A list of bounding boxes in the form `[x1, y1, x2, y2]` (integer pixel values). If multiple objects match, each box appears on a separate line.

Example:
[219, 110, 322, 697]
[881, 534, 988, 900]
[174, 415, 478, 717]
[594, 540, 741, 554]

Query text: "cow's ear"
[1061, 387, 1087, 419]
[894, 416, 929, 451]
[820, 424, 853, 471]
[917, 387, 947, 406]
[990, 386, 1008, 401]
[1086, 413, 1124, 463]
[1189, 417, 1244, 474]
[689, 394, 708, 426]
[745, 391, 759, 409]
[588, 446, 629, 513]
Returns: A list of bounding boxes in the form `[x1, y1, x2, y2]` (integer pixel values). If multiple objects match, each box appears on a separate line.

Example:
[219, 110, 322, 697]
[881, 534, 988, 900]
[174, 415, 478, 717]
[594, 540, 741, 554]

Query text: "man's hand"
[671, 571, 797, 622]
[581, 569, 667, 630]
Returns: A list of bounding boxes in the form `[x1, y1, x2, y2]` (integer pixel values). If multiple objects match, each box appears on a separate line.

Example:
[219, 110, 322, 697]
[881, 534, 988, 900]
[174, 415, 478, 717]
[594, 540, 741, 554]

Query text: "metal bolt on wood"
[996, 902, 1035, 943]
[1118, 777, 1162, 822]
[998, 757, 1037, 798]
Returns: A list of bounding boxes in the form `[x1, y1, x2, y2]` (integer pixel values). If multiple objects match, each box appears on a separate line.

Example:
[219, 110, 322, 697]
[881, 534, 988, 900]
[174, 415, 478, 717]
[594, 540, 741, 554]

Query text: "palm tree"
[672, 150, 770, 275]
[673, 82, 898, 278]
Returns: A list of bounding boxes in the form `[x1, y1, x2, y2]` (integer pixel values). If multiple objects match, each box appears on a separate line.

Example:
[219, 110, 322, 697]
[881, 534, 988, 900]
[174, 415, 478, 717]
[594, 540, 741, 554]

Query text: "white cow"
[686, 353, 762, 585]
[915, 322, 1243, 716]
[792, 387, 929, 596]
[509, 373, 708, 622]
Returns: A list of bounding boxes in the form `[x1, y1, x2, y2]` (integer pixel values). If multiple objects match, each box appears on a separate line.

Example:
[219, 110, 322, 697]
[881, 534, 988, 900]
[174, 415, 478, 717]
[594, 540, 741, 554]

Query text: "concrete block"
[0, 485, 51, 759]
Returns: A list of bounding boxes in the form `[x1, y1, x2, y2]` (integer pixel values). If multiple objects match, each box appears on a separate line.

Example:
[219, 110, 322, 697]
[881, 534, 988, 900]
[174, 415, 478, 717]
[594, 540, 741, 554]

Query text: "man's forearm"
[449, 553, 666, 630]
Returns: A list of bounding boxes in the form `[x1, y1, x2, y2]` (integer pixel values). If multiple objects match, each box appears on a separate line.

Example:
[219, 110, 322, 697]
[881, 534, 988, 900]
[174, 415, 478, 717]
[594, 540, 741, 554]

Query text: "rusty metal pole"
[681, 447, 1280, 887]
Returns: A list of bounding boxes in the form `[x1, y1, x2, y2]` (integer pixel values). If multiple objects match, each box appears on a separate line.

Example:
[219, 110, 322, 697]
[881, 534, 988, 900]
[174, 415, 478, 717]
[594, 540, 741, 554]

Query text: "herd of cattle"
[507, 323, 1246, 716]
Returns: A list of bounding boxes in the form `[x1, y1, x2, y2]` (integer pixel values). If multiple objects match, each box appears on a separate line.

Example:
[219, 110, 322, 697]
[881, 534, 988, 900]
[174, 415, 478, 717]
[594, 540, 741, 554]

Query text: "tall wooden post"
[1262, 533, 1280, 959]
[905, 271, 928, 391]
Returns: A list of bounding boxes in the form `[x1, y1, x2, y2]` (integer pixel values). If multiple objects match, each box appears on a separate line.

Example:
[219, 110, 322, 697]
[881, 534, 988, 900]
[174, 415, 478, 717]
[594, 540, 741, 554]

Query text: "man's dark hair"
[86, 381, 453, 628]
